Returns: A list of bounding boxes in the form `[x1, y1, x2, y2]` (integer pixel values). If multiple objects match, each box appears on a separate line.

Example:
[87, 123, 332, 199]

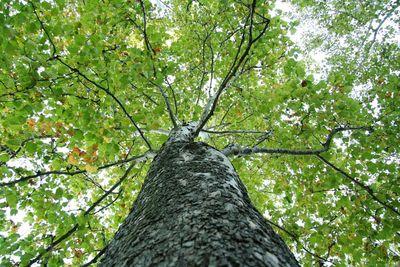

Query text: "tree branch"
[91, 189, 122, 215]
[164, 78, 178, 115]
[0, 135, 53, 167]
[56, 58, 152, 149]
[26, 161, 139, 266]
[30, 2, 56, 57]
[0, 151, 155, 187]
[316, 154, 400, 217]
[222, 126, 371, 156]
[193, 0, 270, 136]
[265, 218, 331, 264]
[81, 245, 108, 267]
[139, 0, 154, 55]
[202, 129, 271, 135]
[144, 76, 178, 128]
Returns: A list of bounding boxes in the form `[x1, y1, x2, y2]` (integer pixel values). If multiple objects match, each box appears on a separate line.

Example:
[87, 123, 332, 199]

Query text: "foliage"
[0, 0, 399, 266]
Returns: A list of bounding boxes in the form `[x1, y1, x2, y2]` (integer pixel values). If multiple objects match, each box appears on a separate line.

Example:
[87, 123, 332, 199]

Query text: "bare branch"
[0, 79, 9, 90]
[139, 0, 154, 55]
[196, 31, 210, 94]
[27, 224, 79, 267]
[164, 78, 178, 115]
[362, 2, 400, 55]
[91, 190, 122, 215]
[141, 91, 159, 105]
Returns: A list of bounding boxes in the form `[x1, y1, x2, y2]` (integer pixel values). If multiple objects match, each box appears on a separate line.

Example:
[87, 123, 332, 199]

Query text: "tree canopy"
[0, 0, 399, 266]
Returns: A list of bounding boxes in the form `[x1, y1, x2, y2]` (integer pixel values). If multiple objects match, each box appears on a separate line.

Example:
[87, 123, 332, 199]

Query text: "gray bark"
[100, 136, 299, 266]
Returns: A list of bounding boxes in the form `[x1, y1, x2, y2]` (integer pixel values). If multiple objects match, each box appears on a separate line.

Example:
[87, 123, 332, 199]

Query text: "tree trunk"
[100, 138, 299, 266]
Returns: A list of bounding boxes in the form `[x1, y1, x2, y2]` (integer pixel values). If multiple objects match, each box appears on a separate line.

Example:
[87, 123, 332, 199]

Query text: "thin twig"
[91, 190, 122, 215]
[164, 78, 178, 115]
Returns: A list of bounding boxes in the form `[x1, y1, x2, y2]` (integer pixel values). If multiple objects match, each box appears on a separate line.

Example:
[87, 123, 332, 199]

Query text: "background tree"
[0, 0, 399, 266]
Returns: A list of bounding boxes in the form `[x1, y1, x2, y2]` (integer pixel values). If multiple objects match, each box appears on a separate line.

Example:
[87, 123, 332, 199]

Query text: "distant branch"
[0, 135, 52, 166]
[56, 58, 152, 149]
[91, 189, 122, 215]
[316, 154, 400, 217]
[193, 0, 270, 136]
[139, 0, 154, 55]
[164, 78, 178, 115]
[26, 161, 140, 266]
[363, 2, 400, 54]
[0, 151, 155, 187]
[265, 218, 331, 264]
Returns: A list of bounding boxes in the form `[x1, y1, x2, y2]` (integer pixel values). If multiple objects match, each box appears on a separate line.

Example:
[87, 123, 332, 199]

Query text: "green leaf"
[25, 142, 37, 154]
[5, 191, 18, 208]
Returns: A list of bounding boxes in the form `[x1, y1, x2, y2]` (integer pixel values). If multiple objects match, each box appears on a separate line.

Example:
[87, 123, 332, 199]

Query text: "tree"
[99, 128, 299, 266]
[0, 0, 399, 266]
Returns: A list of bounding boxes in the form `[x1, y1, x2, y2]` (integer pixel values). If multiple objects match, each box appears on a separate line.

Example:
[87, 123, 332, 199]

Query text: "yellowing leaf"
[85, 165, 98, 173]
[27, 118, 36, 129]
[67, 153, 79, 165]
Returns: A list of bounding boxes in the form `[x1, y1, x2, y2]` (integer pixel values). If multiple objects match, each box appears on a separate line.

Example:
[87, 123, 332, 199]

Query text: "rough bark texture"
[100, 139, 299, 266]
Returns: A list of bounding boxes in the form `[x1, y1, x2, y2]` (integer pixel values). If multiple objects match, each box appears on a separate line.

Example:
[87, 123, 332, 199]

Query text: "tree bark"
[100, 139, 299, 266]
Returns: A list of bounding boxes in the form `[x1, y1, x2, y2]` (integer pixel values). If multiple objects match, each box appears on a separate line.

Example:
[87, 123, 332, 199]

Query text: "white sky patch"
[351, 83, 372, 100]
[369, 96, 382, 118]
[201, 77, 220, 99]
[149, 0, 171, 17]
[56, 146, 70, 154]
[166, 75, 175, 84]
[295, 219, 305, 227]
[7, 158, 36, 171]
[62, 198, 80, 214]
[333, 138, 346, 152]
[37, 66, 45, 74]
